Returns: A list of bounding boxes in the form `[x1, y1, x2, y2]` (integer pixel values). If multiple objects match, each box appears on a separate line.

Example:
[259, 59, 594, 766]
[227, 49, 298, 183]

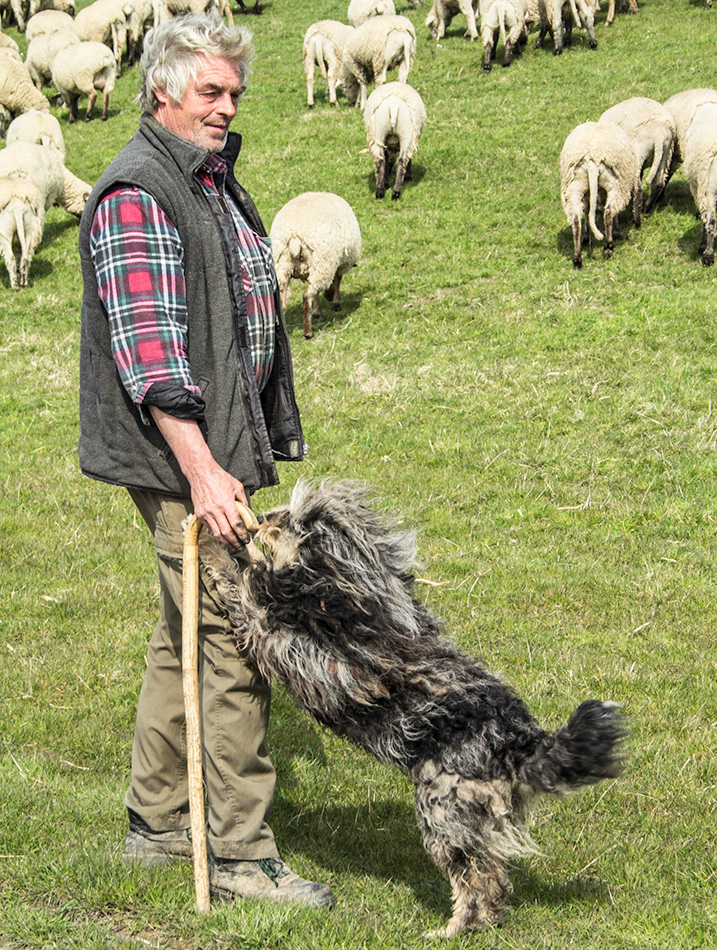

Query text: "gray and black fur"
[201, 480, 626, 937]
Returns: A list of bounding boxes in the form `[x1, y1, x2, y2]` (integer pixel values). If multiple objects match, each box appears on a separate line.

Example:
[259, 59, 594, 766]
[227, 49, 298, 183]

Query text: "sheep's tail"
[587, 160, 603, 240]
[305, 33, 328, 79]
[497, 3, 508, 47]
[517, 700, 626, 795]
[569, 0, 582, 27]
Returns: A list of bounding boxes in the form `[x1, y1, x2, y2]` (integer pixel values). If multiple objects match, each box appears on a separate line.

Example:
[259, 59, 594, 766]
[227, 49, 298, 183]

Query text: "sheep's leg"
[405, 157, 413, 182]
[606, 0, 615, 23]
[302, 292, 314, 338]
[571, 214, 583, 269]
[602, 207, 614, 260]
[68, 96, 79, 124]
[701, 213, 715, 266]
[102, 90, 111, 121]
[632, 180, 642, 229]
[482, 35, 494, 72]
[392, 156, 410, 200]
[375, 152, 387, 199]
[0, 235, 18, 290]
[503, 37, 514, 67]
[306, 69, 315, 108]
[458, 0, 479, 40]
[85, 90, 97, 122]
[535, 22, 547, 47]
[323, 272, 342, 311]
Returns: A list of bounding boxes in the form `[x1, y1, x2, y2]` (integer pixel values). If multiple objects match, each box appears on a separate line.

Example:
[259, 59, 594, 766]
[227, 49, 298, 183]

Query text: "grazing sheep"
[683, 103, 717, 265]
[73, 0, 131, 73]
[0, 56, 50, 136]
[599, 97, 676, 212]
[536, 0, 597, 54]
[302, 20, 354, 108]
[6, 107, 65, 157]
[28, 0, 74, 19]
[0, 0, 28, 31]
[51, 39, 116, 122]
[342, 14, 417, 109]
[0, 177, 45, 289]
[663, 87, 717, 179]
[364, 81, 426, 199]
[0, 141, 90, 286]
[605, 0, 637, 24]
[560, 120, 641, 268]
[270, 192, 362, 339]
[25, 9, 74, 41]
[348, 0, 396, 27]
[26, 27, 79, 90]
[0, 30, 20, 57]
[480, 0, 528, 71]
[425, 0, 479, 42]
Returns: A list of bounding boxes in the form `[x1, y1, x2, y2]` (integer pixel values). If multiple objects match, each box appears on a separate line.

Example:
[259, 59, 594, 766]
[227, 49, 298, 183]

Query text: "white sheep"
[0, 0, 29, 32]
[26, 27, 79, 91]
[662, 87, 717, 175]
[425, 0, 479, 42]
[302, 20, 354, 108]
[0, 177, 45, 289]
[73, 0, 131, 73]
[599, 97, 676, 213]
[6, 107, 65, 158]
[0, 30, 20, 56]
[560, 120, 641, 268]
[683, 103, 717, 266]
[25, 9, 74, 41]
[0, 56, 50, 136]
[480, 0, 528, 72]
[0, 141, 90, 287]
[51, 39, 116, 122]
[536, 0, 597, 55]
[348, 0, 396, 27]
[342, 14, 417, 110]
[28, 0, 75, 19]
[270, 192, 362, 339]
[605, 0, 637, 24]
[364, 81, 426, 200]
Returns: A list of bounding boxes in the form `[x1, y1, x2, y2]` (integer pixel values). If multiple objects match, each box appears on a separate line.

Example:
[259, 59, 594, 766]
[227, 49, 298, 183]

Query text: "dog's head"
[254, 479, 420, 606]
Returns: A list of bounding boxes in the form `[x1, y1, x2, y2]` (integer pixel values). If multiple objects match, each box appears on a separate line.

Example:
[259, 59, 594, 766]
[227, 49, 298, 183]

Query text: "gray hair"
[138, 13, 254, 114]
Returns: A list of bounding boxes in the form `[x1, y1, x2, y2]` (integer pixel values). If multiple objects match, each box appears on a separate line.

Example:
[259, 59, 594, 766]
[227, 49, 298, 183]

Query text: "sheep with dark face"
[560, 120, 641, 268]
[364, 81, 426, 199]
[341, 14, 416, 109]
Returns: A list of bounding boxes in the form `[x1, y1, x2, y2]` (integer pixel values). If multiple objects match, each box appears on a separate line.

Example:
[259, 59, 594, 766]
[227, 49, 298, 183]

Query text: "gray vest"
[78, 115, 304, 496]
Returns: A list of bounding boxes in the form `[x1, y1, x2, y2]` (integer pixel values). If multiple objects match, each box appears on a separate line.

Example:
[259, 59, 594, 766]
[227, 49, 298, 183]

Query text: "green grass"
[1, 0, 717, 946]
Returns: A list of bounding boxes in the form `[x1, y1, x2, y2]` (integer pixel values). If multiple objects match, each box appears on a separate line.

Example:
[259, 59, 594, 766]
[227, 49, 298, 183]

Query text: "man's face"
[154, 56, 244, 152]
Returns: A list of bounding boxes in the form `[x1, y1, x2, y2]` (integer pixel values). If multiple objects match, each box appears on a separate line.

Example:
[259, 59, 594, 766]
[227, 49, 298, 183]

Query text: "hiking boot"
[122, 810, 193, 867]
[209, 856, 336, 908]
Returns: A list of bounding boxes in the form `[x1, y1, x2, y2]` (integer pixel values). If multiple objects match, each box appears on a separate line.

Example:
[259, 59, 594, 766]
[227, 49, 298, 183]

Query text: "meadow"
[1, 0, 716, 946]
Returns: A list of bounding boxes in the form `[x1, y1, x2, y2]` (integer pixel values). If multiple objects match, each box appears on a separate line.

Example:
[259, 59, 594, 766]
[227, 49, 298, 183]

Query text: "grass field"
[1, 0, 716, 946]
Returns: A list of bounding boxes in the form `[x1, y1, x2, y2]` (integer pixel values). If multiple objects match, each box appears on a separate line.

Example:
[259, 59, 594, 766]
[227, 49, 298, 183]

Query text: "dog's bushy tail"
[518, 700, 626, 795]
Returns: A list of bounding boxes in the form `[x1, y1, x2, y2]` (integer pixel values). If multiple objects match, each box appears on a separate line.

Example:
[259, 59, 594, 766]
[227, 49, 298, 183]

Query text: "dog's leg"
[413, 764, 519, 936]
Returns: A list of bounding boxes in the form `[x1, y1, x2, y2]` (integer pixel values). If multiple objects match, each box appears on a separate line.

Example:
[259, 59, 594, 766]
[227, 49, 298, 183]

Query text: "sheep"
[599, 97, 676, 213]
[302, 20, 354, 108]
[0, 30, 20, 56]
[364, 80, 425, 200]
[662, 87, 717, 179]
[425, 0, 479, 42]
[0, 56, 50, 136]
[682, 103, 717, 266]
[0, 0, 29, 32]
[605, 0, 637, 24]
[270, 192, 362, 339]
[0, 177, 45, 289]
[26, 27, 79, 91]
[348, 0, 396, 27]
[6, 107, 65, 157]
[73, 0, 131, 73]
[480, 0, 528, 71]
[536, 0, 597, 55]
[0, 141, 90, 287]
[341, 14, 417, 110]
[560, 120, 641, 268]
[28, 0, 74, 19]
[25, 9, 74, 40]
[51, 39, 116, 122]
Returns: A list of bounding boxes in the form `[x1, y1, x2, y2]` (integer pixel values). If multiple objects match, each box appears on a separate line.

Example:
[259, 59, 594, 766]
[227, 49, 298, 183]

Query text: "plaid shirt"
[90, 153, 276, 420]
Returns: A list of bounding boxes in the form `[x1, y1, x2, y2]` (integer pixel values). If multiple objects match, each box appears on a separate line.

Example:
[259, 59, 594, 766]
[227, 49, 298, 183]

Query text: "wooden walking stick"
[182, 501, 261, 914]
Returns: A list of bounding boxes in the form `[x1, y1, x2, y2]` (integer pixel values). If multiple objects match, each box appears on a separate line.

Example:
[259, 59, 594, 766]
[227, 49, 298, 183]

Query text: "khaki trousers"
[124, 488, 279, 860]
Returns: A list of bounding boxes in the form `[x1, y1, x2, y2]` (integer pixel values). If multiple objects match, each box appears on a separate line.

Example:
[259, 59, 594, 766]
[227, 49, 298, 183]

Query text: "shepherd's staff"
[181, 501, 261, 913]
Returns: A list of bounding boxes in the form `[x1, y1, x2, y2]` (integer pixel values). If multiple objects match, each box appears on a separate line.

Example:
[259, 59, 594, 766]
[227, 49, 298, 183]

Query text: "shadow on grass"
[364, 163, 426, 201]
[283, 290, 363, 339]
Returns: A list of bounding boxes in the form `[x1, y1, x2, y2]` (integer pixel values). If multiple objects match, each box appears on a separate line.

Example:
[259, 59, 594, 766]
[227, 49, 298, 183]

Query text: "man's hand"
[149, 406, 253, 549]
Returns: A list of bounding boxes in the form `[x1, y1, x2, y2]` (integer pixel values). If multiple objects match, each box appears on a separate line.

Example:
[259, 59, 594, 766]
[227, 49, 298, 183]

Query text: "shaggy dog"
[200, 480, 625, 937]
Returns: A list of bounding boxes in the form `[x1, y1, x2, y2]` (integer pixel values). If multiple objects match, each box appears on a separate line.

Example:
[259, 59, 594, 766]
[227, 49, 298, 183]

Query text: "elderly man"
[78, 14, 334, 908]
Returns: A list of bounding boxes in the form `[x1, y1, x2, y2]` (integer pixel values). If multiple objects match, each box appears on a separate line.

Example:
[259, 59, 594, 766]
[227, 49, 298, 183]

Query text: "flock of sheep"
[0, 1, 715, 311]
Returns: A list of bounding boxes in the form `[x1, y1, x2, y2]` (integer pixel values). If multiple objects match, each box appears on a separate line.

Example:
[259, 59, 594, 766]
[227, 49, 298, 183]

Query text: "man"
[78, 13, 335, 908]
